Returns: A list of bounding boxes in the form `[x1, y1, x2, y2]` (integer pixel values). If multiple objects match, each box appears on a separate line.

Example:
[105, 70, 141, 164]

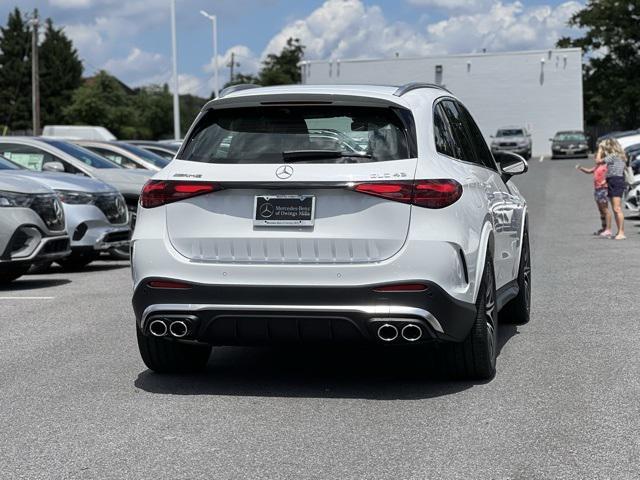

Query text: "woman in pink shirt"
[576, 160, 611, 236]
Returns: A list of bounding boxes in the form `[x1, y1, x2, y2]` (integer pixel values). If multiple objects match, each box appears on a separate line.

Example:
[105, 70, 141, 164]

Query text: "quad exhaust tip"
[377, 323, 399, 342]
[401, 324, 423, 342]
[149, 319, 168, 337]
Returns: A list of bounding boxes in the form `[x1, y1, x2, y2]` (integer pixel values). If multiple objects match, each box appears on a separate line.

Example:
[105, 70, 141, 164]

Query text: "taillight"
[140, 180, 221, 208]
[353, 179, 462, 209]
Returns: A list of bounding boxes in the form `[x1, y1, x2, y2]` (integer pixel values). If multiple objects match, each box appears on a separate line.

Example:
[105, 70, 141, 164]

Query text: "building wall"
[301, 49, 583, 157]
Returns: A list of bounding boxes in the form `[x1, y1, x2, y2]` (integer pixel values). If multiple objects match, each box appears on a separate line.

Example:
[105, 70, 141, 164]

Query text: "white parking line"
[539, 155, 545, 162]
[0, 296, 55, 300]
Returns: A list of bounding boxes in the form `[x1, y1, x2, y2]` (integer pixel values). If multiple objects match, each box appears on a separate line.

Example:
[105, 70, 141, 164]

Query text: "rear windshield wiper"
[282, 150, 372, 163]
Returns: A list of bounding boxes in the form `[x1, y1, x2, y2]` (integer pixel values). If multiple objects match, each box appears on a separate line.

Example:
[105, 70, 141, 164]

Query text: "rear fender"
[472, 220, 494, 303]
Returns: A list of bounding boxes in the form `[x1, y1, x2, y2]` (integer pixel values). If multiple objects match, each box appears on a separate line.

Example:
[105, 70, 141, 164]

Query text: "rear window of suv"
[179, 106, 413, 164]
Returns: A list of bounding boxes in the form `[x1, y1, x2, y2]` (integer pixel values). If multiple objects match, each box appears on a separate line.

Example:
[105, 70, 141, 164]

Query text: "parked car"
[0, 174, 70, 283]
[73, 140, 170, 172]
[490, 126, 532, 159]
[308, 128, 368, 154]
[0, 155, 129, 269]
[127, 141, 179, 161]
[626, 143, 640, 173]
[550, 130, 590, 159]
[0, 138, 151, 259]
[615, 133, 640, 152]
[596, 129, 640, 145]
[42, 125, 117, 141]
[131, 83, 530, 380]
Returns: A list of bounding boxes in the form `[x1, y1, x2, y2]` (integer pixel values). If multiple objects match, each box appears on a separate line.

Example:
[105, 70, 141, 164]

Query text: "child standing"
[576, 159, 611, 236]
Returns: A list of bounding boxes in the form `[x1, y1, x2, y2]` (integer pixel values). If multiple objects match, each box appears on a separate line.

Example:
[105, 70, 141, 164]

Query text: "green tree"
[558, 1, 640, 129]
[179, 93, 208, 135]
[259, 37, 305, 86]
[0, 8, 32, 132]
[129, 84, 173, 139]
[39, 18, 83, 126]
[64, 70, 135, 138]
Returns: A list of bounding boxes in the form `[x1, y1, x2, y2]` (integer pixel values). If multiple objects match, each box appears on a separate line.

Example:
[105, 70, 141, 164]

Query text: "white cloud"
[103, 48, 168, 84]
[264, 0, 438, 61]
[425, 1, 583, 53]
[263, 0, 582, 61]
[407, 0, 491, 11]
[49, 0, 93, 7]
[203, 44, 261, 77]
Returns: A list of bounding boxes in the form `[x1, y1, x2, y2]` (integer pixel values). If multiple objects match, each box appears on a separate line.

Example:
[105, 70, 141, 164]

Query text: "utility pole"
[227, 52, 240, 83]
[31, 9, 40, 136]
[170, 0, 180, 140]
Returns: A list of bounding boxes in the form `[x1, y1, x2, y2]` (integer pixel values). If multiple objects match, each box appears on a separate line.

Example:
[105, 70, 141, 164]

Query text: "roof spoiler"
[218, 84, 262, 98]
[393, 82, 451, 97]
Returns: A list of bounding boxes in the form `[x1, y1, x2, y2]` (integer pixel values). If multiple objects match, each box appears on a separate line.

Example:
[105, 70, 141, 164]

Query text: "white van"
[42, 125, 117, 141]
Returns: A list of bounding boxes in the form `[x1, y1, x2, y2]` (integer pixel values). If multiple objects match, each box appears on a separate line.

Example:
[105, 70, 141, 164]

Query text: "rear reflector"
[373, 283, 428, 292]
[148, 280, 192, 289]
[353, 179, 462, 208]
[140, 180, 222, 208]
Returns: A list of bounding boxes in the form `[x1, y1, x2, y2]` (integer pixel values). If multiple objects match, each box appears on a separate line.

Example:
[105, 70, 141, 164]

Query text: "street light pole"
[170, 0, 180, 140]
[200, 10, 219, 98]
[31, 9, 40, 136]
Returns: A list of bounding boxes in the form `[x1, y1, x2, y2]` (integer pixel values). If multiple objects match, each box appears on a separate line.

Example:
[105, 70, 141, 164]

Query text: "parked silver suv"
[0, 175, 70, 283]
[490, 126, 532, 159]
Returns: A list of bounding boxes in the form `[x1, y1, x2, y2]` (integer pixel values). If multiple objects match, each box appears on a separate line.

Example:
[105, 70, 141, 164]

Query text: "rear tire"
[29, 261, 53, 274]
[137, 327, 211, 373]
[0, 263, 31, 285]
[501, 226, 531, 325]
[446, 253, 498, 380]
[57, 252, 97, 270]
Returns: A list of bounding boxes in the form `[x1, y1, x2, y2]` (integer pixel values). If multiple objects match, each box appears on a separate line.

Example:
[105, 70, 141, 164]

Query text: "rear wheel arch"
[472, 219, 495, 304]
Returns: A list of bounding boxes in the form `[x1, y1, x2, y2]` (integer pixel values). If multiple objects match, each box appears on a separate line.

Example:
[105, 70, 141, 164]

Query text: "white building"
[300, 48, 583, 156]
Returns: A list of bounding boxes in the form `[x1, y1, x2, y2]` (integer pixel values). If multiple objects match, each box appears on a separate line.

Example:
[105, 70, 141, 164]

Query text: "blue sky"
[0, 0, 583, 96]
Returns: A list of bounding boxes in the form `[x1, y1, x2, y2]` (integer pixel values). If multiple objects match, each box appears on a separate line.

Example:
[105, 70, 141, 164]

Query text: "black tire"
[29, 261, 53, 274]
[137, 327, 211, 373]
[109, 246, 130, 260]
[445, 253, 498, 380]
[0, 263, 31, 285]
[57, 252, 97, 271]
[501, 226, 531, 325]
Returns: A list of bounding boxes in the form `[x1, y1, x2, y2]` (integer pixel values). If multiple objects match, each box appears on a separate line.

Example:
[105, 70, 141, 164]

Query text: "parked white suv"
[131, 83, 531, 380]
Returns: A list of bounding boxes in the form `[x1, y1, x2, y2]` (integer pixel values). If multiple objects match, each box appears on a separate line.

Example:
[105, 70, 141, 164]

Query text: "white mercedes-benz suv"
[131, 83, 531, 380]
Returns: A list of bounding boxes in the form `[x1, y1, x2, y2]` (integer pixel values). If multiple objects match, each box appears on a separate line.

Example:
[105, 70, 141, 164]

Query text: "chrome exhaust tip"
[169, 320, 189, 338]
[401, 324, 423, 342]
[377, 323, 399, 342]
[149, 319, 168, 337]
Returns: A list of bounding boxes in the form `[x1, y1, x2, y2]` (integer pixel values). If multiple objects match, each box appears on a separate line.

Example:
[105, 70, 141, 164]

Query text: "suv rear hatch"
[163, 102, 419, 264]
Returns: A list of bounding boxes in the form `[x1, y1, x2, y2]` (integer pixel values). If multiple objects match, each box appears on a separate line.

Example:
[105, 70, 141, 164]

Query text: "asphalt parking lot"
[2, 156, 639, 479]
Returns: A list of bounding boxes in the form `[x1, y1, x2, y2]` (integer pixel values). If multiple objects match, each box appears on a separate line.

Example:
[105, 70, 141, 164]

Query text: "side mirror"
[494, 151, 528, 181]
[43, 161, 65, 173]
[489, 135, 495, 138]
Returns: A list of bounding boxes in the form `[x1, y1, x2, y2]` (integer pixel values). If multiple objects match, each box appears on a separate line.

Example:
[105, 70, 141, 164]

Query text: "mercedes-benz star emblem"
[259, 203, 275, 218]
[275, 165, 294, 179]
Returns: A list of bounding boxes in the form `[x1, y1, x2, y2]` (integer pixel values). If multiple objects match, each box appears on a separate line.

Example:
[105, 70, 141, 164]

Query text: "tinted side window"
[457, 103, 497, 170]
[440, 100, 480, 165]
[87, 147, 139, 169]
[433, 103, 456, 158]
[0, 143, 77, 172]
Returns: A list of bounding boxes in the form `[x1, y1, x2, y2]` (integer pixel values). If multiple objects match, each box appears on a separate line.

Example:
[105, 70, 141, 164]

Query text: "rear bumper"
[132, 281, 477, 345]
